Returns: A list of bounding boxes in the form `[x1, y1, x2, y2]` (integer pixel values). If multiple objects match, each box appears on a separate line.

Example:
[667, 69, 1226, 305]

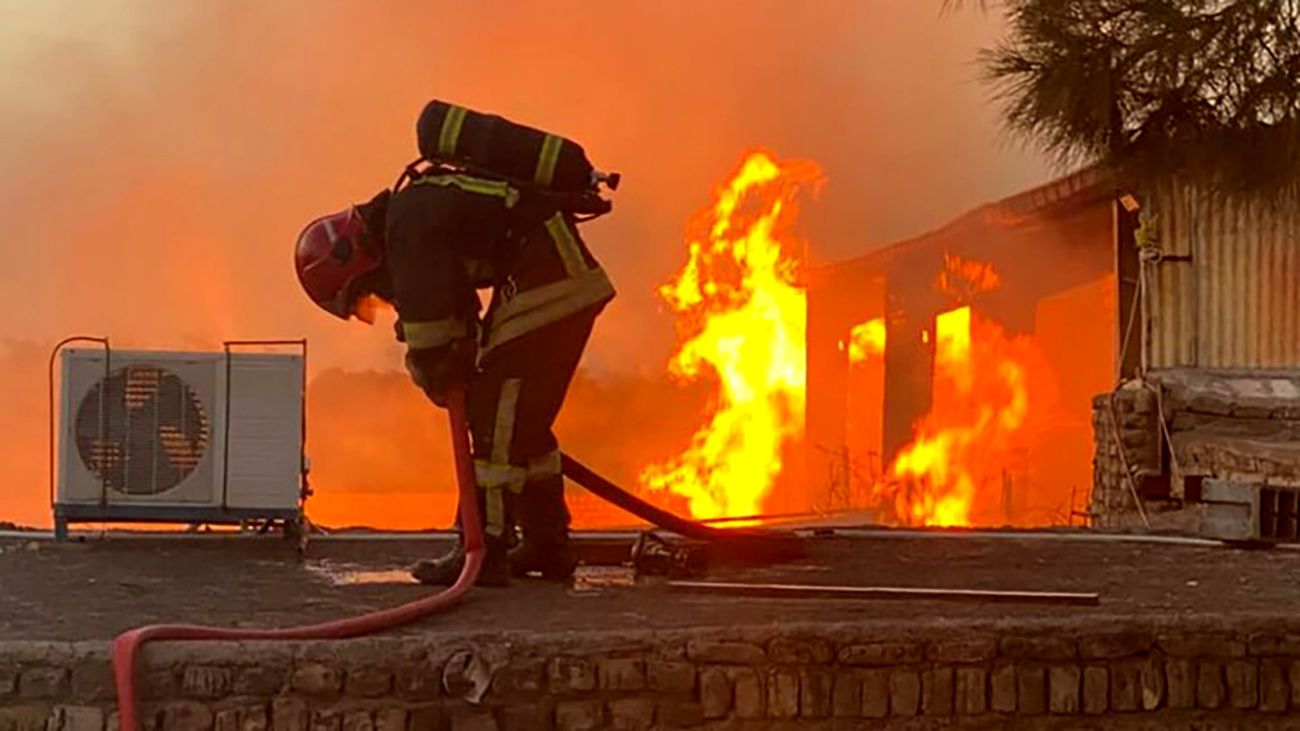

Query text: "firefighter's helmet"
[294, 206, 381, 321]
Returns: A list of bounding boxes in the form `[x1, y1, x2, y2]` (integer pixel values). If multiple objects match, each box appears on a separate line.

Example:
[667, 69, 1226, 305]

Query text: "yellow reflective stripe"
[526, 450, 562, 479]
[475, 459, 526, 489]
[401, 318, 469, 350]
[410, 174, 519, 208]
[484, 486, 505, 537]
[545, 213, 587, 277]
[437, 105, 467, 157]
[491, 378, 522, 466]
[483, 269, 615, 356]
[534, 134, 563, 187]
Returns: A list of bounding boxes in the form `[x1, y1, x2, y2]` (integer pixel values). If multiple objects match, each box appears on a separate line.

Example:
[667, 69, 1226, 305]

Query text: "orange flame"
[935, 253, 1002, 300]
[872, 258, 1049, 527]
[845, 317, 886, 364]
[640, 151, 821, 520]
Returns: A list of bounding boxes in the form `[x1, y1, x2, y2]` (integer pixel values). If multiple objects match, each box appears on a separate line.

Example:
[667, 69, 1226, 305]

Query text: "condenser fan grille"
[74, 365, 210, 495]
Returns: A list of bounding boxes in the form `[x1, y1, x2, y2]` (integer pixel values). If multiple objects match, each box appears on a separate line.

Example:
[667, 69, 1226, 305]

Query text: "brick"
[395, 660, 442, 701]
[50, 706, 104, 731]
[596, 658, 645, 691]
[0, 665, 16, 696]
[309, 709, 340, 731]
[345, 665, 392, 697]
[1159, 634, 1246, 658]
[1109, 660, 1141, 712]
[181, 666, 231, 699]
[18, 667, 69, 698]
[922, 667, 953, 716]
[406, 706, 445, 731]
[1226, 660, 1259, 709]
[373, 710, 405, 731]
[290, 664, 342, 696]
[929, 638, 996, 663]
[1249, 633, 1300, 655]
[800, 667, 834, 718]
[216, 710, 238, 731]
[0, 706, 49, 731]
[234, 666, 287, 697]
[837, 642, 921, 666]
[646, 660, 694, 694]
[768, 638, 832, 664]
[1082, 666, 1108, 714]
[271, 698, 307, 731]
[1260, 659, 1289, 712]
[766, 668, 799, 718]
[70, 662, 114, 702]
[497, 704, 547, 731]
[699, 667, 731, 719]
[1079, 633, 1152, 660]
[1016, 665, 1046, 715]
[686, 641, 764, 665]
[1166, 657, 1195, 709]
[857, 669, 885, 718]
[491, 659, 545, 697]
[1291, 660, 1300, 709]
[142, 670, 178, 701]
[1001, 636, 1076, 661]
[990, 664, 1016, 713]
[1140, 656, 1164, 711]
[606, 699, 653, 731]
[889, 669, 920, 717]
[447, 710, 495, 731]
[654, 699, 702, 729]
[341, 713, 372, 731]
[955, 667, 986, 715]
[1197, 662, 1225, 709]
[730, 668, 764, 719]
[159, 702, 214, 731]
[1048, 666, 1080, 714]
[239, 704, 268, 731]
[831, 671, 861, 718]
[547, 658, 595, 693]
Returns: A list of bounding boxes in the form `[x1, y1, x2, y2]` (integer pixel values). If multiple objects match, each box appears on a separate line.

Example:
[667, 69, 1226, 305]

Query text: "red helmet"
[294, 206, 381, 320]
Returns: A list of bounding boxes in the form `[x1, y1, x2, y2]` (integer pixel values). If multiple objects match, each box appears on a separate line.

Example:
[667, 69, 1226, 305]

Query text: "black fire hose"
[560, 454, 806, 564]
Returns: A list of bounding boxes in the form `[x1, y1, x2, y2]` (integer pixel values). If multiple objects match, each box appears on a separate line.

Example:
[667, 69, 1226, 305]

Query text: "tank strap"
[408, 173, 521, 208]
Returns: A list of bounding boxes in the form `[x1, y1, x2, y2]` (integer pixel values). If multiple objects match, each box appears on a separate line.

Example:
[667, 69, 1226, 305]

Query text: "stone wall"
[9, 617, 1300, 730]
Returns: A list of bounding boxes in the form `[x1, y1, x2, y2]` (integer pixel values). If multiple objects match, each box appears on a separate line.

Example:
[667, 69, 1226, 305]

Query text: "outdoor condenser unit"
[52, 342, 307, 538]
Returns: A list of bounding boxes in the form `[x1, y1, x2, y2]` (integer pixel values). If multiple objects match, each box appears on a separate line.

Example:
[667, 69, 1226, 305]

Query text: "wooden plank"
[667, 580, 1100, 606]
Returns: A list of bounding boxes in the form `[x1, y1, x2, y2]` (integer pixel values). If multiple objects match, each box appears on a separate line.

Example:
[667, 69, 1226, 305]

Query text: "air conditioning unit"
[53, 344, 306, 538]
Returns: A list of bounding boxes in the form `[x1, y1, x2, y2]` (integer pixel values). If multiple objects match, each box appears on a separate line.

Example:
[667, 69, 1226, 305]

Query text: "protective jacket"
[378, 171, 616, 387]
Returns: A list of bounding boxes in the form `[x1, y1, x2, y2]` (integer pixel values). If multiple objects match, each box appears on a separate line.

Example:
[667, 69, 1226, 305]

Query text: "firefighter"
[293, 162, 615, 587]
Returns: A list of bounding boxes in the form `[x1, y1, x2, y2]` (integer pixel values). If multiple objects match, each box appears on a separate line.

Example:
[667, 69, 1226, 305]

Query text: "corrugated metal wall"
[1148, 185, 1300, 369]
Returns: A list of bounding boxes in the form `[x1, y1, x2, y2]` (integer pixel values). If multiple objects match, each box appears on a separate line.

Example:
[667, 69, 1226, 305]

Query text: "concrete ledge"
[8, 614, 1300, 730]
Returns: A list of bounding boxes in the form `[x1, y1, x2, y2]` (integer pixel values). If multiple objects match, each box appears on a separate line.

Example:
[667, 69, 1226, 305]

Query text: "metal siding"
[1150, 186, 1300, 369]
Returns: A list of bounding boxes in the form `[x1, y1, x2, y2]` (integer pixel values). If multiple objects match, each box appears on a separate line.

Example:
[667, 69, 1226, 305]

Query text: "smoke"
[0, 1, 1049, 527]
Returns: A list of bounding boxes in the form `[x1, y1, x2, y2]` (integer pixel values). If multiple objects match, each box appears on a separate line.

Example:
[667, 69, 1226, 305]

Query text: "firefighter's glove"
[406, 337, 477, 408]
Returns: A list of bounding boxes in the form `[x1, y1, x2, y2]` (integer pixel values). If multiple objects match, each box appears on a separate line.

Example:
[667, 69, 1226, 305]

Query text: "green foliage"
[968, 1, 1300, 203]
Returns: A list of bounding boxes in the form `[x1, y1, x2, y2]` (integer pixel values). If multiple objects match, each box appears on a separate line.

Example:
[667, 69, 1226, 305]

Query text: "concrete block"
[654, 699, 702, 729]
[290, 664, 342, 696]
[596, 658, 645, 691]
[1048, 666, 1080, 714]
[49, 706, 104, 731]
[69, 662, 114, 703]
[1016, 666, 1046, 715]
[308, 709, 340, 731]
[18, 667, 69, 699]
[729, 668, 764, 719]
[497, 704, 547, 731]
[233, 666, 287, 697]
[1140, 656, 1165, 711]
[340, 712, 372, 731]
[830, 671, 861, 718]
[1226, 660, 1259, 709]
[606, 699, 654, 731]
[929, 639, 997, 664]
[799, 667, 834, 718]
[1001, 637, 1076, 661]
[1260, 659, 1289, 712]
[553, 701, 600, 731]
[768, 638, 832, 664]
[861, 669, 888, 718]
[372, 710, 405, 731]
[837, 642, 921, 666]
[989, 664, 1016, 713]
[955, 667, 986, 715]
[922, 667, 953, 716]
[1110, 659, 1141, 712]
[1166, 657, 1195, 709]
[271, 699, 308, 731]
[0, 706, 50, 731]
[645, 661, 694, 694]
[181, 667, 231, 700]
[1079, 634, 1152, 660]
[547, 658, 595, 694]
[686, 641, 764, 665]
[345, 665, 393, 697]
[1082, 666, 1108, 715]
[1159, 634, 1247, 658]
[699, 667, 732, 719]
[1197, 661, 1225, 709]
[159, 702, 214, 731]
[447, 709, 495, 731]
[766, 668, 799, 718]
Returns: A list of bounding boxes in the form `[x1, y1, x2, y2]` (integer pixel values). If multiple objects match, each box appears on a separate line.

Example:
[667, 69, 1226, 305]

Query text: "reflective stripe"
[484, 486, 505, 537]
[401, 318, 469, 350]
[475, 459, 526, 488]
[437, 105, 468, 157]
[410, 174, 519, 208]
[534, 134, 563, 187]
[483, 268, 615, 356]
[545, 213, 587, 277]
[492, 378, 522, 466]
[527, 450, 562, 479]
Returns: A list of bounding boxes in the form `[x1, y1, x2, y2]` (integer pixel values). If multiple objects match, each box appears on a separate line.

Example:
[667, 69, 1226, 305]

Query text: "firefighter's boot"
[410, 535, 511, 587]
[510, 473, 576, 581]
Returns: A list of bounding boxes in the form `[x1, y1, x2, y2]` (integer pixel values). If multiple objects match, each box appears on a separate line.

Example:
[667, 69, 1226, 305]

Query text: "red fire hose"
[110, 390, 484, 731]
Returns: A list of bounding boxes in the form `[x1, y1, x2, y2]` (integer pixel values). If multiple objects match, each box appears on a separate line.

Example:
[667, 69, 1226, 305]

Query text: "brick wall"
[8, 617, 1300, 730]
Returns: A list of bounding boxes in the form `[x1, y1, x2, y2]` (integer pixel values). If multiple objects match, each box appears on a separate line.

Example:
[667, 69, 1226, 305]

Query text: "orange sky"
[0, 1, 1052, 528]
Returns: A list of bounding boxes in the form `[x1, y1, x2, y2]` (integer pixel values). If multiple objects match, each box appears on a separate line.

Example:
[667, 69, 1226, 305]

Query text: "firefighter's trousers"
[466, 308, 597, 543]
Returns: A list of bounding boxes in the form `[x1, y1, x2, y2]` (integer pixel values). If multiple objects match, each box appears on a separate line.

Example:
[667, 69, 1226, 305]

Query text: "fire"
[845, 317, 886, 364]
[935, 253, 1002, 299]
[640, 151, 821, 520]
[875, 299, 1041, 527]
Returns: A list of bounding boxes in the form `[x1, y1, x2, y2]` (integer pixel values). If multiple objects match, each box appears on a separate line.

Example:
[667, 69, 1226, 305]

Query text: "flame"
[846, 317, 886, 364]
[639, 151, 821, 520]
[935, 253, 1002, 300]
[872, 259, 1047, 527]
